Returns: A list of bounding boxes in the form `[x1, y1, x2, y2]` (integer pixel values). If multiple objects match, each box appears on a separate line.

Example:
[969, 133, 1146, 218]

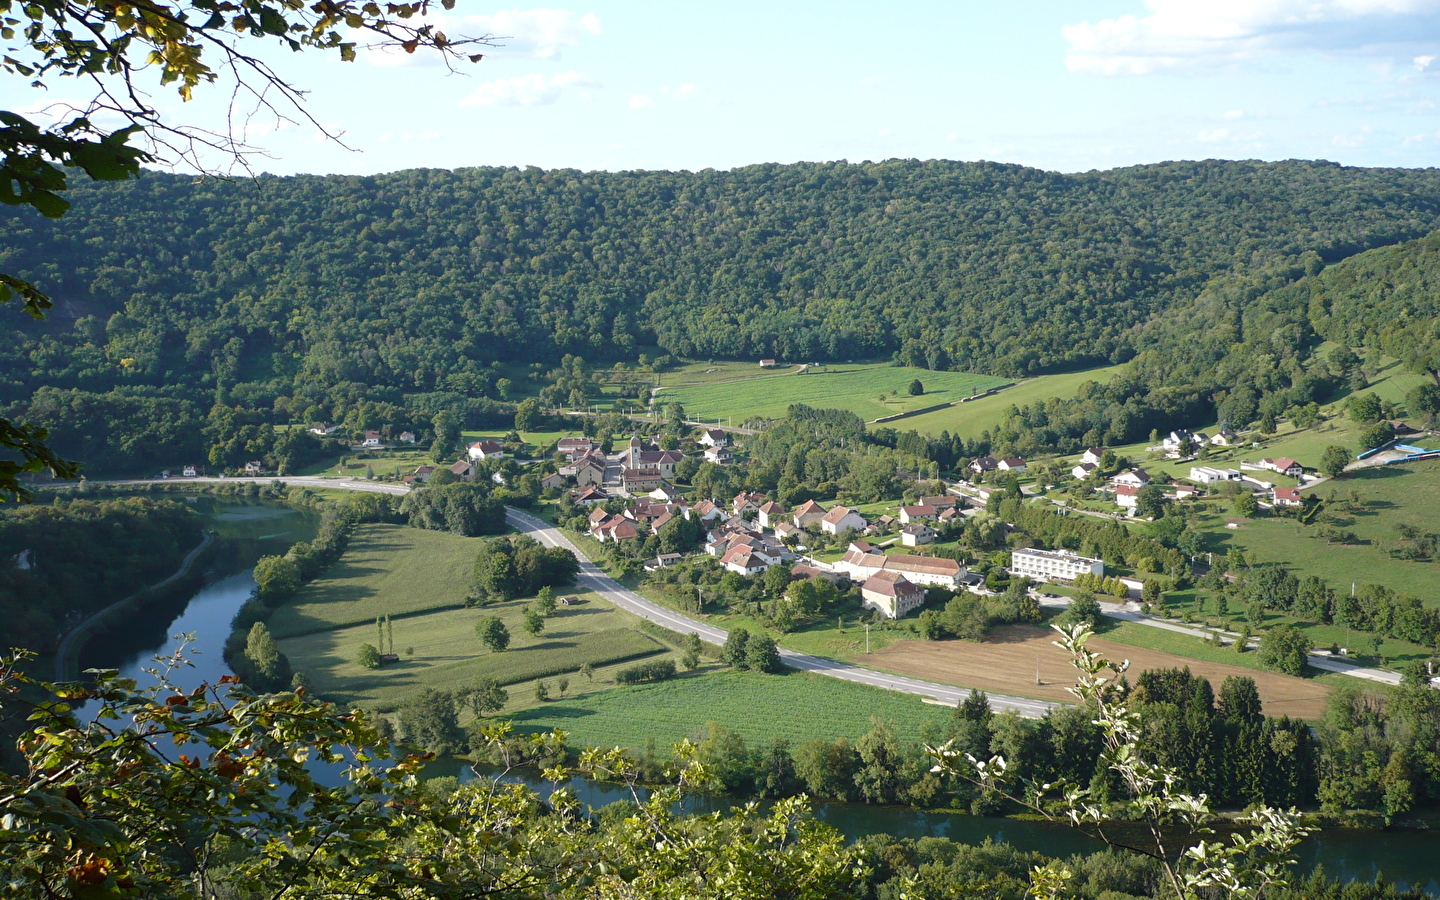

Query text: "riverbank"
[54, 531, 216, 680]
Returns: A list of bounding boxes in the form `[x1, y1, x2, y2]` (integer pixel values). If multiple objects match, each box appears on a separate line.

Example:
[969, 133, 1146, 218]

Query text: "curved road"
[82, 477, 1058, 717]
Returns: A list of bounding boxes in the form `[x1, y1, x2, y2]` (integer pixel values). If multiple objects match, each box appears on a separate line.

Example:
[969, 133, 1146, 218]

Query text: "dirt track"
[869, 625, 1333, 720]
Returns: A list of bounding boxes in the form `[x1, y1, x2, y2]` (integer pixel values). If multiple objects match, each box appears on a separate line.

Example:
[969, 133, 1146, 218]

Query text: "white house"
[1072, 462, 1098, 480]
[759, 358, 777, 368]
[721, 546, 769, 576]
[898, 504, 937, 524]
[308, 423, 340, 436]
[860, 571, 927, 619]
[1189, 466, 1242, 484]
[998, 457, 1027, 473]
[1259, 457, 1304, 478]
[1115, 484, 1140, 509]
[1081, 447, 1105, 465]
[900, 523, 936, 546]
[969, 456, 1000, 475]
[182, 465, 198, 477]
[1210, 429, 1237, 447]
[412, 465, 436, 483]
[1112, 469, 1151, 488]
[792, 499, 828, 529]
[398, 431, 417, 444]
[757, 500, 787, 529]
[820, 506, 867, 535]
[361, 430, 383, 449]
[703, 446, 734, 464]
[835, 550, 962, 588]
[1273, 487, 1304, 507]
[1010, 548, 1104, 582]
[698, 429, 730, 448]
[468, 440, 505, 460]
[243, 460, 264, 475]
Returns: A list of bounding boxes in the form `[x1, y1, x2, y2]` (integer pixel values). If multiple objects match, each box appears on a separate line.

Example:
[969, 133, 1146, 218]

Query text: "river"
[78, 499, 1440, 894]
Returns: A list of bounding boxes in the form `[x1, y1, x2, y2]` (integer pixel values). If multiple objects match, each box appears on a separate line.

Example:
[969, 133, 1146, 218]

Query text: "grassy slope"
[659, 364, 1008, 423]
[279, 592, 669, 710]
[509, 669, 955, 749]
[267, 524, 478, 638]
[894, 364, 1130, 439]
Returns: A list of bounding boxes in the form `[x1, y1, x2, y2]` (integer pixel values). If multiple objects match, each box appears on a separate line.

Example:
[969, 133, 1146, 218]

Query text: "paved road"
[54, 531, 215, 680]
[504, 507, 1058, 717]
[73, 476, 1059, 717]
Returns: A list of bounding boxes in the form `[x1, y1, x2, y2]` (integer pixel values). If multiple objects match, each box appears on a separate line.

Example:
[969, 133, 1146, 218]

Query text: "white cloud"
[361, 8, 600, 67]
[628, 94, 653, 109]
[1416, 54, 1436, 69]
[458, 70, 597, 107]
[1063, 1, 1440, 76]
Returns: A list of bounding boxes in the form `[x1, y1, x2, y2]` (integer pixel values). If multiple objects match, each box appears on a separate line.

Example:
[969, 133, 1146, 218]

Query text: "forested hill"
[5, 159, 1440, 396]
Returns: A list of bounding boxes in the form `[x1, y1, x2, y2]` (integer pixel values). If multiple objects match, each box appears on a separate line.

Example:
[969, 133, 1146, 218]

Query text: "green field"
[509, 670, 954, 749]
[657, 364, 1009, 424]
[1190, 464, 1440, 606]
[658, 359, 801, 386]
[267, 525, 480, 638]
[895, 364, 1129, 439]
[279, 595, 668, 710]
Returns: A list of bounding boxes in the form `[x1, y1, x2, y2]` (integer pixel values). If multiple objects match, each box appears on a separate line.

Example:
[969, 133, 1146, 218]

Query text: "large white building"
[1010, 548, 1103, 583]
[1188, 466, 1242, 484]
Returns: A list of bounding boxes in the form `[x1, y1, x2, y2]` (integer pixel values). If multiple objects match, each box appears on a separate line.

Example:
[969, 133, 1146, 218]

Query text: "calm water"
[76, 501, 1440, 893]
[78, 499, 319, 688]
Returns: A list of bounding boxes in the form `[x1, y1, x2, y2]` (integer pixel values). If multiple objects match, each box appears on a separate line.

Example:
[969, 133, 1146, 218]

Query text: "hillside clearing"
[892, 364, 1129, 439]
[659, 364, 1009, 424]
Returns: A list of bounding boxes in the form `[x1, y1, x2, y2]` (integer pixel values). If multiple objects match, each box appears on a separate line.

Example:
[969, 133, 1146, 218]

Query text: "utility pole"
[865, 623, 871, 654]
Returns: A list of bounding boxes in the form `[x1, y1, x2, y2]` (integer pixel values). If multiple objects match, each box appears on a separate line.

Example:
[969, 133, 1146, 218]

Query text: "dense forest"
[5, 159, 1440, 472]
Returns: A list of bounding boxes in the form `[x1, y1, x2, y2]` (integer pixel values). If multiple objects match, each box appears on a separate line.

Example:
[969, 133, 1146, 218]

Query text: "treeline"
[0, 494, 201, 655]
[467, 535, 580, 603]
[9, 160, 1440, 472]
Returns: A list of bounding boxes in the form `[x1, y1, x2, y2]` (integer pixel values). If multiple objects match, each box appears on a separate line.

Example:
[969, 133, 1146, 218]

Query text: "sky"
[11, 0, 1440, 175]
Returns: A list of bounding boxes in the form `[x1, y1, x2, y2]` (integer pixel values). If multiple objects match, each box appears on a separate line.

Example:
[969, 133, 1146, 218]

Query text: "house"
[182, 465, 198, 477]
[1173, 484, 1199, 499]
[650, 485, 683, 503]
[958, 571, 989, 595]
[411, 466, 436, 484]
[758, 500, 787, 529]
[1162, 430, 1195, 453]
[1261, 457, 1304, 478]
[308, 423, 340, 436]
[398, 431, 417, 444]
[562, 454, 607, 486]
[571, 486, 611, 506]
[759, 358, 777, 368]
[1081, 447, 1105, 465]
[1273, 486, 1304, 507]
[919, 495, 957, 511]
[998, 457, 1027, 473]
[773, 521, 803, 541]
[688, 499, 728, 523]
[698, 429, 730, 448]
[848, 540, 878, 555]
[557, 437, 599, 457]
[820, 506, 867, 535]
[860, 571, 927, 619]
[243, 460, 264, 475]
[899, 504, 937, 524]
[834, 549, 962, 588]
[1188, 466, 1242, 484]
[733, 491, 767, 515]
[592, 516, 640, 543]
[468, 440, 505, 460]
[703, 446, 734, 464]
[792, 499, 828, 529]
[361, 430, 383, 449]
[540, 472, 567, 490]
[1010, 548, 1104, 582]
[621, 468, 664, 493]
[449, 460, 475, 481]
[644, 552, 684, 572]
[968, 456, 1000, 475]
[588, 507, 612, 527]
[1115, 484, 1140, 509]
[1112, 469, 1151, 488]
[789, 564, 844, 585]
[900, 523, 936, 546]
[1210, 428, 1237, 447]
[1071, 462, 1098, 480]
[721, 545, 770, 575]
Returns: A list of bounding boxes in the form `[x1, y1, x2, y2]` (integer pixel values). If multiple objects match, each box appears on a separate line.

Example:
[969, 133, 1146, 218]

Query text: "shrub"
[615, 659, 677, 684]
